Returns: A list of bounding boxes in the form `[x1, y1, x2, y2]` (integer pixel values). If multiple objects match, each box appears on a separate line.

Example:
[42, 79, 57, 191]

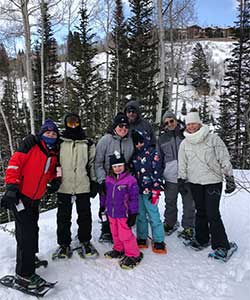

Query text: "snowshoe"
[208, 242, 238, 262]
[137, 239, 149, 249]
[35, 256, 48, 269]
[52, 245, 73, 260]
[164, 221, 180, 236]
[177, 227, 194, 240]
[119, 252, 143, 270]
[0, 275, 57, 297]
[76, 241, 99, 259]
[152, 241, 167, 254]
[104, 249, 124, 259]
[183, 238, 210, 251]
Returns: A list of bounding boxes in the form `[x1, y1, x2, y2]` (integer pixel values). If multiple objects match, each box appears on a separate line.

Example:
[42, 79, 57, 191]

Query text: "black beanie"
[112, 112, 129, 129]
[131, 130, 144, 145]
[109, 151, 126, 167]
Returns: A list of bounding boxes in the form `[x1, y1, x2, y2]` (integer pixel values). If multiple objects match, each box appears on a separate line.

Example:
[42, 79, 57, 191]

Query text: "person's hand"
[126, 214, 137, 227]
[47, 178, 61, 194]
[22, 134, 39, 148]
[1, 184, 19, 210]
[178, 178, 188, 195]
[225, 176, 236, 194]
[150, 190, 161, 205]
[98, 181, 106, 196]
[98, 206, 106, 221]
[89, 181, 98, 198]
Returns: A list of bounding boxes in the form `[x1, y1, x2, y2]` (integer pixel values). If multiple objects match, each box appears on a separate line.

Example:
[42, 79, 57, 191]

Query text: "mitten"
[98, 181, 106, 196]
[98, 206, 106, 221]
[47, 177, 61, 194]
[178, 178, 188, 195]
[1, 184, 19, 210]
[126, 213, 137, 227]
[89, 181, 98, 198]
[22, 134, 39, 149]
[151, 190, 161, 205]
[225, 175, 236, 194]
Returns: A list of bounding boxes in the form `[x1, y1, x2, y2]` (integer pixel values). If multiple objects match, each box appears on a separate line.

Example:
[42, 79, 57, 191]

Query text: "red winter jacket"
[5, 139, 58, 200]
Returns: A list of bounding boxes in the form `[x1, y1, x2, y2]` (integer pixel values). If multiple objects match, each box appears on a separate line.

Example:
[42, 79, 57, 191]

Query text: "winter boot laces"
[104, 249, 124, 259]
[15, 273, 46, 290]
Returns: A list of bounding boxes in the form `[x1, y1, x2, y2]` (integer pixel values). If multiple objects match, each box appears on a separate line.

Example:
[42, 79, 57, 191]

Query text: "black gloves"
[98, 181, 106, 196]
[126, 213, 137, 227]
[89, 181, 98, 198]
[98, 206, 106, 221]
[225, 176, 236, 194]
[22, 134, 39, 149]
[178, 178, 188, 195]
[1, 184, 19, 210]
[47, 178, 61, 194]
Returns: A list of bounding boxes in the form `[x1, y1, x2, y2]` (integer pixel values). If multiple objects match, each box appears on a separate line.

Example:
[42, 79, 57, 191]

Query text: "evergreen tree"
[188, 42, 210, 96]
[68, 2, 106, 138]
[109, 0, 130, 116]
[127, 0, 159, 120]
[0, 44, 9, 78]
[218, 0, 250, 168]
[200, 96, 210, 124]
[33, 1, 62, 126]
[181, 99, 187, 115]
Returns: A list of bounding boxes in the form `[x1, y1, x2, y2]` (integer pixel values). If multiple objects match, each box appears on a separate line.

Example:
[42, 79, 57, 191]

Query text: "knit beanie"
[124, 100, 140, 114]
[131, 130, 144, 145]
[162, 111, 177, 123]
[109, 151, 126, 167]
[112, 112, 129, 129]
[38, 119, 59, 136]
[185, 112, 202, 125]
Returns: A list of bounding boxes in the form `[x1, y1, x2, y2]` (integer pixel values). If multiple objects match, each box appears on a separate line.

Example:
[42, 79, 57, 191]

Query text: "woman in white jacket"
[178, 110, 236, 259]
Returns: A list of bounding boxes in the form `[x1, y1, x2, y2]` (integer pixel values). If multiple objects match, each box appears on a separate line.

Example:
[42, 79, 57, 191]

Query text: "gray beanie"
[162, 111, 177, 123]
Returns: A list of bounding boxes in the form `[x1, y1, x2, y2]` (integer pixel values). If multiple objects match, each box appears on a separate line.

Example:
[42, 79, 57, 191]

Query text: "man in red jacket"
[1, 119, 60, 290]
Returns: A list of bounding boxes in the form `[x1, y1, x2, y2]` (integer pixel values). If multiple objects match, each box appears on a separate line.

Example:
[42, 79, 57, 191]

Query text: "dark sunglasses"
[118, 123, 129, 129]
[164, 119, 175, 126]
[127, 108, 137, 114]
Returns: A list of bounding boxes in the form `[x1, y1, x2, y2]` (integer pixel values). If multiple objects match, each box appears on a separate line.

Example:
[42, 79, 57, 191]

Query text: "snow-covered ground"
[0, 170, 249, 300]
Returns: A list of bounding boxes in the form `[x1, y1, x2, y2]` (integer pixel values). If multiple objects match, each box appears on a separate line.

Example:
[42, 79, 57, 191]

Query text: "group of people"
[0, 100, 236, 289]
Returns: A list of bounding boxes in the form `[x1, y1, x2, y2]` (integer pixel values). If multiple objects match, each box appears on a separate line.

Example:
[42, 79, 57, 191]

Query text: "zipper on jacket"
[112, 184, 116, 217]
[32, 156, 48, 199]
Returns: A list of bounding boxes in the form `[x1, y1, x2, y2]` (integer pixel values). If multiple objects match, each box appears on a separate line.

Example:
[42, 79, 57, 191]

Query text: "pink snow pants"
[109, 216, 140, 257]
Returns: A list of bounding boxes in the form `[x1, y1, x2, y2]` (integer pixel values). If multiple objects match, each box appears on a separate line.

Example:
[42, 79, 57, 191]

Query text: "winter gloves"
[47, 178, 62, 194]
[98, 206, 106, 221]
[1, 184, 19, 210]
[98, 181, 106, 196]
[22, 134, 39, 149]
[126, 213, 137, 227]
[89, 181, 98, 198]
[225, 176, 236, 194]
[150, 190, 161, 205]
[178, 178, 188, 195]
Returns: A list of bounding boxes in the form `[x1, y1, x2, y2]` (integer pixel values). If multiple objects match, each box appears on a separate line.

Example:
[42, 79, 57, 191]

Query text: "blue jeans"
[136, 194, 165, 243]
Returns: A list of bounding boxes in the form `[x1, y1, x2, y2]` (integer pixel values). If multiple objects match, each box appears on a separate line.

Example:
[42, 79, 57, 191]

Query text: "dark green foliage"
[0, 44, 9, 78]
[188, 42, 210, 96]
[200, 97, 210, 124]
[217, 0, 250, 168]
[108, 0, 130, 117]
[127, 0, 159, 121]
[181, 99, 187, 115]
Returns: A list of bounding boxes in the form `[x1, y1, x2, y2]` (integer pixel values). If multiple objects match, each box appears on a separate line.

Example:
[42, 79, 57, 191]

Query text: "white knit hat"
[185, 112, 202, 125]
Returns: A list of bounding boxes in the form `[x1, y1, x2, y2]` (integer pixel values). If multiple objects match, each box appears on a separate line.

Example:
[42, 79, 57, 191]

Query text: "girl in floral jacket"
[100, 151, 143, 269]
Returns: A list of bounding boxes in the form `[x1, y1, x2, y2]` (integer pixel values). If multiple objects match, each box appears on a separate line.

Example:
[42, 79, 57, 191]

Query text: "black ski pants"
[190, 182, 230, 250]
[14, 195, 40, 277]
[57, 193, 92, 246]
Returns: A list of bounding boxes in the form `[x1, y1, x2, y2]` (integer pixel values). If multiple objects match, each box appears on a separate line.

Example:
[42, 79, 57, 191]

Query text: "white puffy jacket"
[178, 125, 233, 185]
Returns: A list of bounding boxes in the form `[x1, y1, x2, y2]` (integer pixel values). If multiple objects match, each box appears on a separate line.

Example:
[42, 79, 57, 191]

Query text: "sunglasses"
[66, 121, 80, 128]
[164, 119, 175, 126]
[127, 108, 137, 114]
[118, 123, 129, 129]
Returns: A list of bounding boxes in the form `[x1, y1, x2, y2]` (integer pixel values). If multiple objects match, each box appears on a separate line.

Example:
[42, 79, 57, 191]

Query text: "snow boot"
[152, 241, 167, 254]
[137, 239, 148, 249]
[119, 252, 143, 270]
[52, 245, 72, 260]
[35, 256, 48, 268]
[164, 221, 179, 236]
[15, 273, 47, 290]
[208, 242, 238, 262]
[78, 241, 99, 258]
[186, 238, 210, 251]
[99, 221, 113, 243]
[104, 249, 124, 259]
[177, 228, 194, 240]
